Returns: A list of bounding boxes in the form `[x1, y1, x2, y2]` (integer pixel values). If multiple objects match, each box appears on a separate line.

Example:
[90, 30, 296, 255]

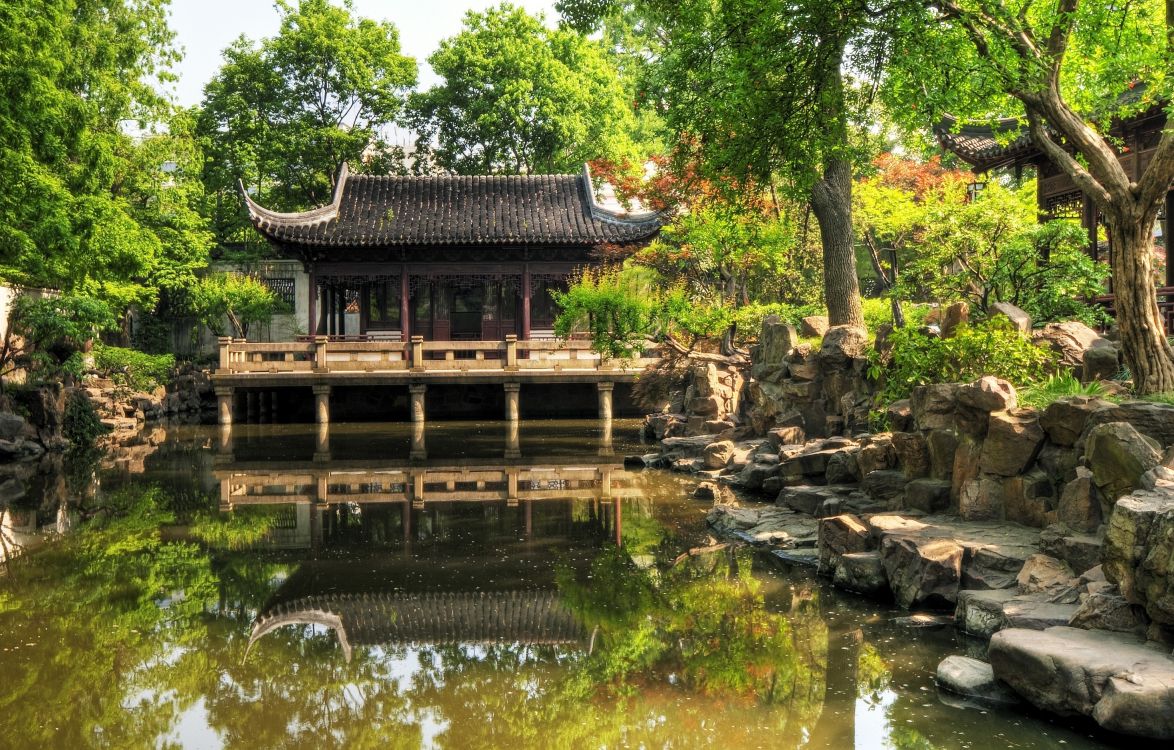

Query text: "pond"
[0, 420, 1126, 749]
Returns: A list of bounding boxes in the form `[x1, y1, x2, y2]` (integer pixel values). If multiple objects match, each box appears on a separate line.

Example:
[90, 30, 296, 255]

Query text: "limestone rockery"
[637, 317, 1174, 740]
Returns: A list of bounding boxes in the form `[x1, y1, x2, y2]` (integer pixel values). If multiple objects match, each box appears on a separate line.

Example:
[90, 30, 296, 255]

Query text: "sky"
[166, 0, 561, 107]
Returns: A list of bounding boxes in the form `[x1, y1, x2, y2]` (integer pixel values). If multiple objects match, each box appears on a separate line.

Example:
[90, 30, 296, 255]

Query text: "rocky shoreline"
[633, 316, 1174, 740]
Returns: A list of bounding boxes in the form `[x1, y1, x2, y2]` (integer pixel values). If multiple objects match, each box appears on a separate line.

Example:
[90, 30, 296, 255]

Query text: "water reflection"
[0, 421, 1122, 749]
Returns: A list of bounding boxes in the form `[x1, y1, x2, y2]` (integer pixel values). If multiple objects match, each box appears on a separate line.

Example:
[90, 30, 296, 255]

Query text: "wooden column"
[401, 268, 411, 342]
[325, 287, 335, 336]
[336, 286, 346, 337]
[521, 263, 531, 340]
[308, 268, 317, 336]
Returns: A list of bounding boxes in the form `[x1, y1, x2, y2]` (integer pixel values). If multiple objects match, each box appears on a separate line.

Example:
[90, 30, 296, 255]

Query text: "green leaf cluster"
[408, 3, 646, 175]
[187, 272, 286, 339]
[872, 318, 1057, 402]
[197, 0, 418, 246]
[0, 1, 214, 309]
[895, 181, 1109, 325]
[93, 344, 174, 393]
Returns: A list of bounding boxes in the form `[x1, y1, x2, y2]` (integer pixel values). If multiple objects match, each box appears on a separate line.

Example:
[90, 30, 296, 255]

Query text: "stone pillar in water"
[312, 384, 331, 424]
[597, 381, 615, 420]
[504, 382, 520, 422]
[215, 387, 234, 425]
[409, 384, 426, 423]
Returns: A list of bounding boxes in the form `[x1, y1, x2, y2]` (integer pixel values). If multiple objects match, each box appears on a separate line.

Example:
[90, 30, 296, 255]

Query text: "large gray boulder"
[911, 384, 959, 432]
[989, 626, 1174, 739]
[819, 325, 868, 368]
[1068, 589, 1148, 635]
[702, 440, 735, 470]
[1081, 400, 1174, 451]
[979, 408, 1045, 476]
[936, 655, 1022, 705]
[956, 376, 1018, 413]
[890, 431, 929, 479]
[0, 412, 25, 442]
[1086, 422, 1161, 503]
[958, 474, 1005, 521]
[833, 551, 889, 596]
[1082, 343, 1121, 383]
[1056, 467, 1103, 533]
[817, 513, 872, 571]
[880, 534, 965, 608]
[1033, 321, 1109, 369]
[800, 315, 829, 338]
[1040, 396, 1114, 447]
[757, 315, 797, 366]
[1103, 486, 1174, 626]
[988, 302, 1031, 333]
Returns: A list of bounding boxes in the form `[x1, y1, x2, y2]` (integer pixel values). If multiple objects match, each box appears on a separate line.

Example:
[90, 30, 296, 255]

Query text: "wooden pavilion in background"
[241, 163, 662, 342]
[935, 105, 1173, 324]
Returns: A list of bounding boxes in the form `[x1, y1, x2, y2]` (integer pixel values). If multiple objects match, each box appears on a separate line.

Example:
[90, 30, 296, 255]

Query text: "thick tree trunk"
[811, 157, 865, 328]
[1107, 212, 1174, 394]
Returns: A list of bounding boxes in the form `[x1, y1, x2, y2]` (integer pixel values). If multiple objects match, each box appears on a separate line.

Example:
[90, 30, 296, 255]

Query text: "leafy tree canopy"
[0, 0, 212, 311]
[197, 0, 417, 247]
[408, 3, 649, 175]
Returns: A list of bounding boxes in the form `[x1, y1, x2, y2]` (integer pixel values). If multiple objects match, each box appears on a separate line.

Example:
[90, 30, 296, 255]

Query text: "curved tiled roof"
[934, 115, 1039, 172]
[249, 590, 586, 661]
[242, 163, 663, 249]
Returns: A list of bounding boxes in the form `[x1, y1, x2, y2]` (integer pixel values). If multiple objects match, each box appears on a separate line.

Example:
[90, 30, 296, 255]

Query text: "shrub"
[872, 318, 1056, 402]
[63, 389, 108, 448]
[93, 345, 174, 393]
[1019, 373, 1108, 409]
[861, 297, 931, 334]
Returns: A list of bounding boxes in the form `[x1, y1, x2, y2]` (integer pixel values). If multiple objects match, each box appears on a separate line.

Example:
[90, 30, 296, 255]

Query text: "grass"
[1019, 373, 1107, 410]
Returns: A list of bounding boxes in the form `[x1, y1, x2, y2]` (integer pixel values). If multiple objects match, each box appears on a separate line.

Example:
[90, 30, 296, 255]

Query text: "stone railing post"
[410, 335, 425, 372]
[504, 334, 518, 370]
[218, 337, 232, 371]
[314, 335, 329, 372]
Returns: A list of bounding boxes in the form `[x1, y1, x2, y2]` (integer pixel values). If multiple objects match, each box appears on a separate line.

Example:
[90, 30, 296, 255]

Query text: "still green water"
[0, 420, 1127, 749]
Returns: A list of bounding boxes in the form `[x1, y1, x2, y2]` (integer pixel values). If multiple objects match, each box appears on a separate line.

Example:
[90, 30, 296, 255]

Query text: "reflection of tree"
[0, 482, 835, 748]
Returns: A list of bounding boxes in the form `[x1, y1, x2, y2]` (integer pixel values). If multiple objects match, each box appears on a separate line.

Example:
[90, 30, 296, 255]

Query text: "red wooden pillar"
[401, 267, 411, 342]
[521, 263, 531, 340]
[308, 267, 317, 336]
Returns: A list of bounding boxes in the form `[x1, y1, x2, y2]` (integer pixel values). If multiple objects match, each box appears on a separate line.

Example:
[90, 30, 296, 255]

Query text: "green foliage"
[189, 506, 282, 550]
[553, 266, 657, 359]
[7, 295, 117, 383]
[188, 273, 285, 339]
[896, 182, 1109, 325]
[93, 344, 174, 393]
[407, 3, 645, 175]
[872, 318, 1056, 403]
[0, 2, 213, 310]
[860, 298, 930, 334]
[63, 389, 108, 448]
[198, 0, 417, 246]
[1019, 373, 1108, 410]
[637, 202, 824, 308]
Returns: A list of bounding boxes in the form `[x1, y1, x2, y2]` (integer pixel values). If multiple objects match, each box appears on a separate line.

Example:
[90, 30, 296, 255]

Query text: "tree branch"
[1025, 109, 1113, 208]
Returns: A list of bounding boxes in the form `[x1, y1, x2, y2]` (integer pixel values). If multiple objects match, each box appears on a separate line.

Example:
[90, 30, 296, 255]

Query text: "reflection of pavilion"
[250, 589, 585, 662]
[245, 500, 610, 659]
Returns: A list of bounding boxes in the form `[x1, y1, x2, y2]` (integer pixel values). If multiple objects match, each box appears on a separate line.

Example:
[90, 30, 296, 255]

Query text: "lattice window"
[262, 277, 296, 306]
[1045, 190, 1084, 219]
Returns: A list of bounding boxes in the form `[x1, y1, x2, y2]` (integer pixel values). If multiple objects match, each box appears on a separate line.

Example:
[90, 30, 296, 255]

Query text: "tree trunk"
[811, 157, 865, 328]
[1107, 212, 1174, 393]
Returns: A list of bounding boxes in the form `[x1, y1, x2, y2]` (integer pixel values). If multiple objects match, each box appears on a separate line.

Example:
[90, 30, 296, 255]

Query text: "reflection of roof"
[933, 114, 1038, 172]
[249, 590, 585, 661]
[241, 163, 662, 249]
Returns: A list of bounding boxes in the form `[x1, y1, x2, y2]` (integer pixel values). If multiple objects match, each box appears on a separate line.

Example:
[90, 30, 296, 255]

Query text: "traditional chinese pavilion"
[242, 164, 661, 341]
[934, 106, 1172, 284]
